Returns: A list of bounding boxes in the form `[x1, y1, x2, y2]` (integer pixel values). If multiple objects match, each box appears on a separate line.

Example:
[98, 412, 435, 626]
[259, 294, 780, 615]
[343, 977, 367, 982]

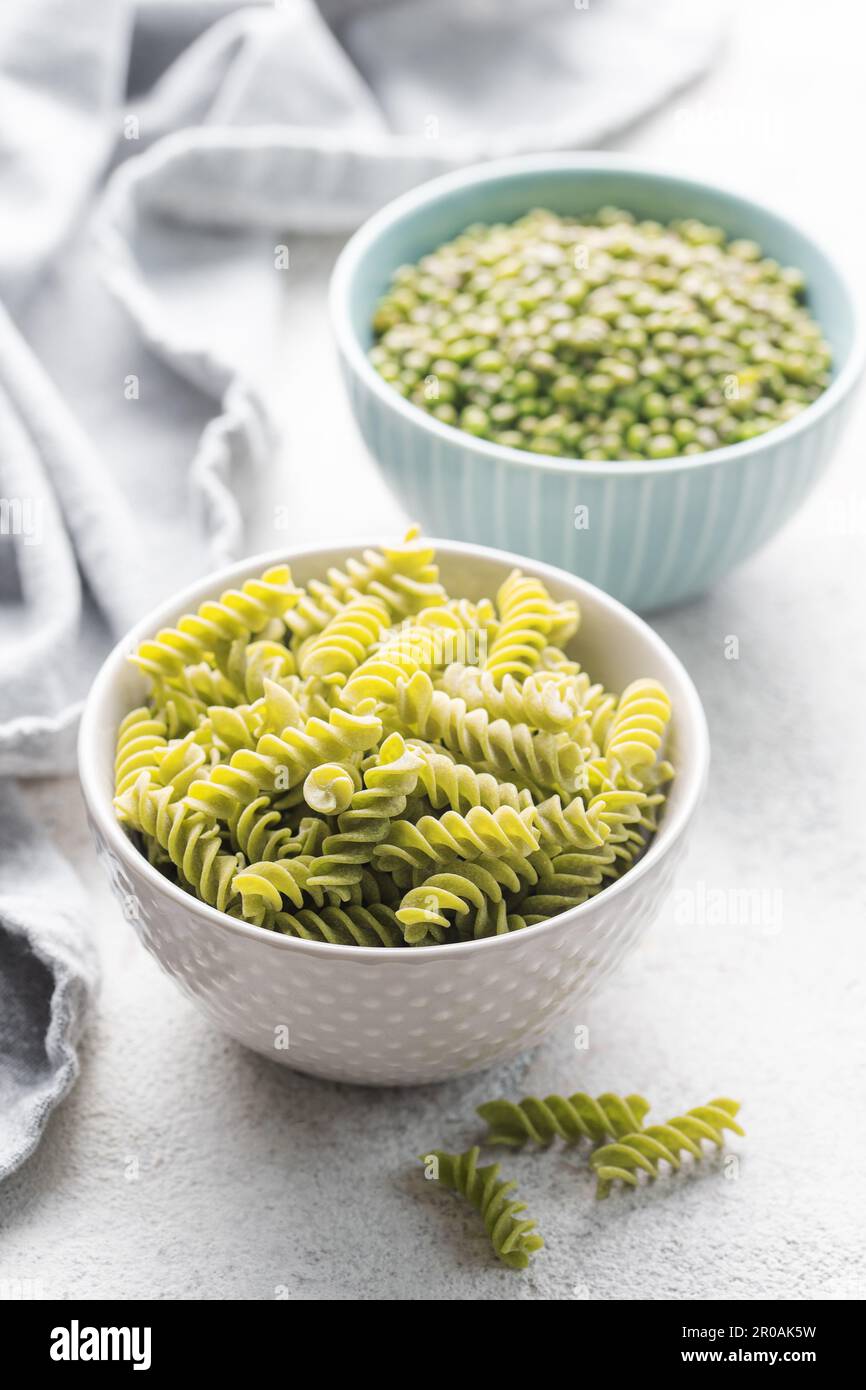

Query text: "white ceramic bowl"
[79, 538, 709, 1086]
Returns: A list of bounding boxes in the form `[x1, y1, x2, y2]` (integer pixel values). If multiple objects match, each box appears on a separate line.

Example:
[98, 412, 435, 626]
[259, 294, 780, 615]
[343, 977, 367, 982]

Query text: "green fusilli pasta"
[420, 1147, 544, 1270]
[604, 679, 674, 790]
[437, 662, 585, 733]
[114, 529, 674, 945]
[232, 794, 301, 862]
[484, 569, 578, 683]
[396, 853, 539, 943]
[114, 707, 167, 797]
[120, 780, 241, 913]
[591, 1098, 744, 1197]
[392, 670, 587, 798]
[232, 856, 323, 917]
[419, 1086, 743, 1272]
[514, 846, 617, 919]
[299, 596, 390, 688]
[282, 526, 446, 645]
[185, 702, 383, 822]
[340, 620, 447, 708]
[131, 565, 300, 684]
[411, 746, 534, 816]
[478, 1090, 651, 1148]
[374, 804, 538, 870]
[272, 902, 402, 947]
[305, 733, 423, 894]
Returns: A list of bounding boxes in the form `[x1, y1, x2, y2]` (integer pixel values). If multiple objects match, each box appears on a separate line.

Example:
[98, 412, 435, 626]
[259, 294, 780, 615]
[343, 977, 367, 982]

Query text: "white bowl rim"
[330, 151, 866, 479]
[79, 535, 710, 963]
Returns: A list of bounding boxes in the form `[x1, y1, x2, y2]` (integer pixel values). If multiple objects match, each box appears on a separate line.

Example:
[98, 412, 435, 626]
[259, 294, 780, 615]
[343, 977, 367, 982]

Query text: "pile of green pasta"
[114, 529, 674, 946]
[422, 1087, 745, 1270]
[370, 207, 831, 460]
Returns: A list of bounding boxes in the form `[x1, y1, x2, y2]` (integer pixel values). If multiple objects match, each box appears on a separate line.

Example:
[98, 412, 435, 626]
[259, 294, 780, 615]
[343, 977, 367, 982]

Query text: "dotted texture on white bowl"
[89, 814, 685, 1086]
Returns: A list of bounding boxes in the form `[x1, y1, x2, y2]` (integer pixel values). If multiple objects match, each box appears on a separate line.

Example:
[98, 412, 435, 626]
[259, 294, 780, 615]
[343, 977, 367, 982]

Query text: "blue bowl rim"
[331, 152, 866, 479]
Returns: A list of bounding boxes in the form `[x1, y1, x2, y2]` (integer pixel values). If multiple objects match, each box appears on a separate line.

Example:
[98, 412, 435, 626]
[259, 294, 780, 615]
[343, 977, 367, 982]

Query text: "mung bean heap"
[369, 208, 831, 460]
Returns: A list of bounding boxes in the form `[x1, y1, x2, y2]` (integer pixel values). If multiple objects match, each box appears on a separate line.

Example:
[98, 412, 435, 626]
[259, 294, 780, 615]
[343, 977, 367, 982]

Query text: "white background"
[6, 0, 866, 1300]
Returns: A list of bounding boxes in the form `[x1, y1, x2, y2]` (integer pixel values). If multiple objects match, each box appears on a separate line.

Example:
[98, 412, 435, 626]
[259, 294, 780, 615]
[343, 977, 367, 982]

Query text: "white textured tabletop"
[5, 0, 865, 1300]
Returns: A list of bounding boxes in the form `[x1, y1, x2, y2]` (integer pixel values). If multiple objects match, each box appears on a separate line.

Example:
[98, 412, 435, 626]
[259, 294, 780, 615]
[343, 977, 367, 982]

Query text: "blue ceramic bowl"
[331, 155, 864, 611]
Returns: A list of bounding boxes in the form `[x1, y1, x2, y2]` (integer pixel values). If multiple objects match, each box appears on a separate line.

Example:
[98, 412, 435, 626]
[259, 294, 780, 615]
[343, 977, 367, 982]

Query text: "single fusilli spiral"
[514, 845, 617, 919]
[604, 678, 674, 788]
[114, 707, 167, 797]
[340, 621, 445, 708]
[484, 569, 578, 684]
[232, 794, 300, 862]
[410, 746, 534, 816]
[121, 774, 241, 913]
[420, 1147, 544, 1270]
[511, 782, 658, 919]
[283, 527, 446, 646]
[591, 1098, 744, 1198]
[226, 637, 297, 702]
[533, 793, 608, 851]
[271, 902, 402, 947]
[477, 1090, 651, 1148]
[359, 525, 447, 618]
[298, 595, 390, 687]
[374, 805, 538, 871]
[396, 853, 539, 944]
[231, 855, 323, 917]
[587, 787, 659, 873]
[305, 733, 423, 895]
[130, 565, 300, 683]
[393, 671, 585, 797]
[436, 662, 585, 734]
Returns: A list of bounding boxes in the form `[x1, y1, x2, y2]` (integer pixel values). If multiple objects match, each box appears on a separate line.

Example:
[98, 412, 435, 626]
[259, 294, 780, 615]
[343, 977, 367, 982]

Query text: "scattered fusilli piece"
[420, 1147, 544, 1270]
[477, 1090, 651, 1149]
[419, 1088, 743, 1270]
[591, 1098, 744, 1198]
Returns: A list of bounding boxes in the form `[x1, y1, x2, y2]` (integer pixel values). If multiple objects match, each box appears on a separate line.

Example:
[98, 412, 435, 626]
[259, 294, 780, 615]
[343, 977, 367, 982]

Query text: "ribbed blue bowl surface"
[332, 156, 863, 611]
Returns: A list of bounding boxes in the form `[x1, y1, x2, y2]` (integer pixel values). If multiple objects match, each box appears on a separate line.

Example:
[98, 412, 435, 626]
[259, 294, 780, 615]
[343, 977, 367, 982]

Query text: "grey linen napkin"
[0, 0, 723, 1178]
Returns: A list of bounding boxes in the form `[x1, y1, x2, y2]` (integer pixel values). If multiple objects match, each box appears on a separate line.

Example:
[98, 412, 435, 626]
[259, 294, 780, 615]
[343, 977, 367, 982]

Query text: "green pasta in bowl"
[111, 528, 675, 946]
[80, 532, 708, 1084]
